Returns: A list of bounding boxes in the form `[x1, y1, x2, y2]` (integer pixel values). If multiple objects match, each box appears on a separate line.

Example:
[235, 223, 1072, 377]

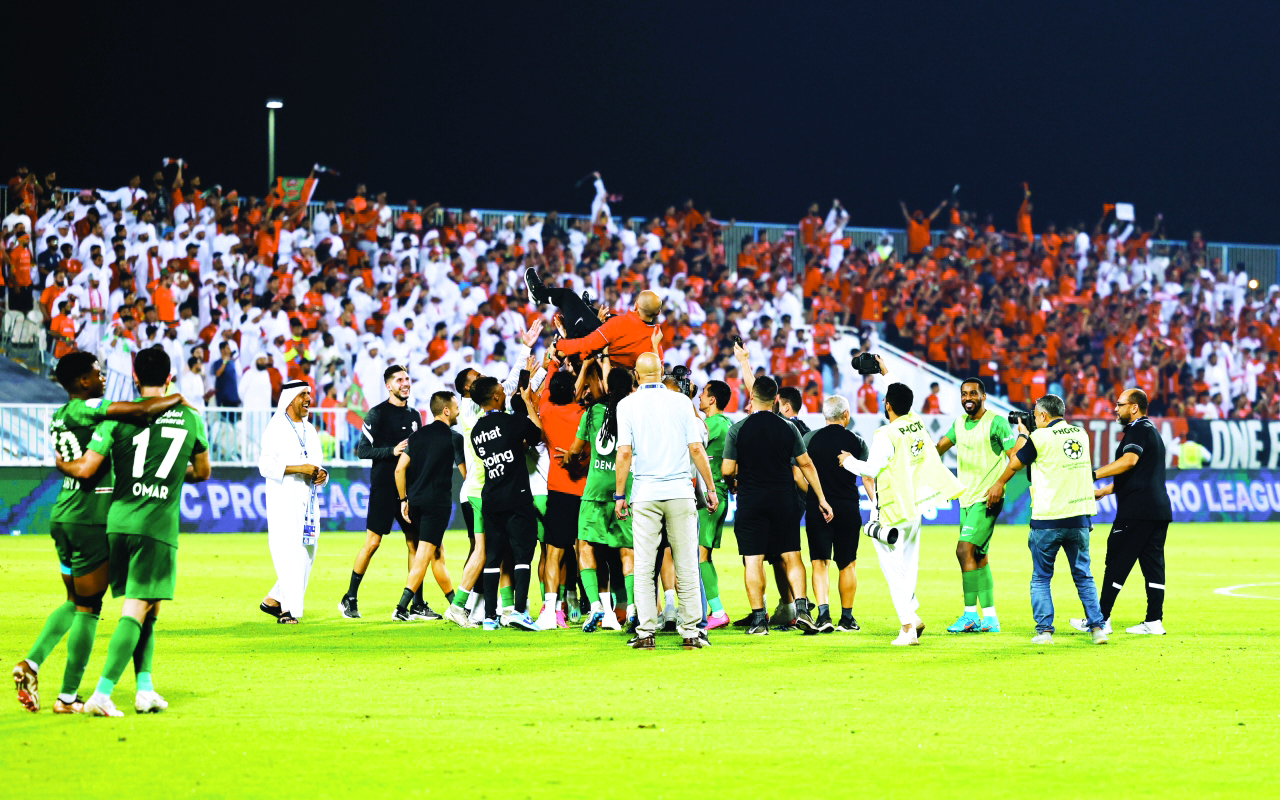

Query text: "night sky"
[9, 3, 1279, 243]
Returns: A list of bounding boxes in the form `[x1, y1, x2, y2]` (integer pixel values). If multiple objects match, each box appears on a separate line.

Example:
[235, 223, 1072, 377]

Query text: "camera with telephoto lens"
[850, 352, 881, 375]
[861, 519, 899, 545]
[1008, 410, 1037, 433]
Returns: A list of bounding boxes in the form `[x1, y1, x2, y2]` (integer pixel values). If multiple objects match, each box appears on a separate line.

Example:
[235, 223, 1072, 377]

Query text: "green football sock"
[976, 564, 995, 608]
[557, 585, 566, 600]
[451, 588, 469, 608]
[499, 586, 513, 609]
[961, 569, 980, 607]
[96, 616, 143, 696]
[581, 568, 599, 600]
[59, 611, 99, 697]
[538, 580, 545, 599]
[132, 614, 156, 677]
[623, 574, 634, 607]
[26, 601, 75, 667]
[699, 561, 722, 612]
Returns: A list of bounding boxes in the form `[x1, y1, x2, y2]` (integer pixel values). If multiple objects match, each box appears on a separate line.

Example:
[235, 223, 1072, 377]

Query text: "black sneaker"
[796, 609, 819, 634]
[698, 630, 711, 647]
[732, 613, 754, 628]
[625, 615, 639, 634]
[746, 617, 770, 636]
[524, 268, 549, 304]
[836, 616, 860, 632]
[391, 607, 411, 621]
[410, 602, 442, 621]
[815, 612, 835, 633]
[339, 596, 361, 619]
[259, 602, 281, 618]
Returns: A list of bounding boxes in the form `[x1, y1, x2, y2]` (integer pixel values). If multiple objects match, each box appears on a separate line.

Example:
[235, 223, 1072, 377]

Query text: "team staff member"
[536, 371, 586, 629]
[340, 366, 425, 620]
[1074, 388, 1172, 636]
[797, 395, 868, 633]
[985, 395, 1107, 645]
[548, 289, 664, 369]
[697, 380, 732, 629]
[722, 375, 833, 636]
[469, 377, 544, 632]
[935, 378, 1018, 634]
[392, 391, 461, 621]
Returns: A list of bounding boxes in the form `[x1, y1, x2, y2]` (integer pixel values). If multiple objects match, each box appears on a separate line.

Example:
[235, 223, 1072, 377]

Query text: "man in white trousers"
[259, 380, 328, 624]
[614, 353, 719, 650]
[838, 362, 962, 645]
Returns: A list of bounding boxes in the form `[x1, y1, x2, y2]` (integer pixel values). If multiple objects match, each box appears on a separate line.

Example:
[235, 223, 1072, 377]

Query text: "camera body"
[851, 352, 881, 375]
[670, 364, 693, 397]
[1008, 410, 1037, 433]
[861, 520, 899, 545]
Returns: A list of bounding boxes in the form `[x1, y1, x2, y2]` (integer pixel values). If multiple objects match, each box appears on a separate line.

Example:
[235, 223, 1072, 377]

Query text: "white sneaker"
[1069, 618, 1111, 635]
[1030, 631, 1054, 645]
[535, 607, 557, 631]
[83, 692, 124, 717]
[1126, 620, 1166, 635]
[1091, 628, 1109, 645]
[890, 628, 919, 646]
[444, 604, 477, 629]
[135, 690, 168, 713]
[601, 609, 622, 631]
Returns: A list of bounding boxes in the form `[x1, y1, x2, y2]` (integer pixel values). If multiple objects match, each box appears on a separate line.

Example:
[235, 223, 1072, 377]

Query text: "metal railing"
[0, 310, 53, 377]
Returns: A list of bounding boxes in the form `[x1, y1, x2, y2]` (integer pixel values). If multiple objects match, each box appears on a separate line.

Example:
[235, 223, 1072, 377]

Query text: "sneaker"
[499, 612, 513, 628]
[259, 601, 282, 618]
[1030, 631, 1054, 645]
[836, 617, 861, 632]
[52, 696, 84, 714]
[1070, 617, 1112, 635]
[814, 612, 835, 634]
[771, 621, 797, 633]
[914, 618, 927, 638]
[135, 690, 168, 713]
[769, 603, 796, 627]
[524, 268, 549, 304]
[705, 611, 730, 631]
[507, 612, 538, 631]
[482, 619, 500, 631]
[891, 628, 920, 646]
[601, 609, 622, 631]
[12, 660, 38, 712]
[391, 607, 411, 622]
[83, 693, 124, 717]
[746, 617, 770, 636]
[795, 609, 820, 634]
[409, 602, 442, 621]
[444, 604, 477, 629]
[582, 611, 605, 632]
[624, 615, 639, 634]
[566, 596, 581, 624]
[1091, 628, 1109, 645]
[628, 634, 656, 650]
[338, 596, 361, 619]
[698, 630, 712, 647]
[1126, 620, 1166, 635]
[556, 610, 567, 629]
[682, 636, 705, 650]
[535, 607, 558, 631]
[947, 612, 982, 633]
[978, 616, 1001, 633]
[732, 613, 754, 628]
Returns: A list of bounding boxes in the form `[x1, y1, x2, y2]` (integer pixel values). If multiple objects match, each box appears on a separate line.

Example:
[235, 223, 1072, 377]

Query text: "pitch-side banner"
[1184, 419, 1280, 469]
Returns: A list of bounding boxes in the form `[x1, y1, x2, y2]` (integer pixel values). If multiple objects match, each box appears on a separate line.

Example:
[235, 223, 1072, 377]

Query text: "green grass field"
[2, 523, 1277, 799]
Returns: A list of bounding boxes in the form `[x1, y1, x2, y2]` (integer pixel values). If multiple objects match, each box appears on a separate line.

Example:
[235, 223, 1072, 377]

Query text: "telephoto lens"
[861, 520, 899, 545]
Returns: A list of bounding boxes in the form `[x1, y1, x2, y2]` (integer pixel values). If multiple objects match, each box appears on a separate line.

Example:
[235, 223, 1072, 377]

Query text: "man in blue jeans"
[985, 395, 1107, 645]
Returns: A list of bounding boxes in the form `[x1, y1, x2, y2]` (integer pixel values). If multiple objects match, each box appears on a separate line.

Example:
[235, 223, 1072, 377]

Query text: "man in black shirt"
[722, 375, 833, 635]
[391, 391, 462, 621]
[469, 376, 544, 632]
[340, 366, 423, 619]
[799, 395, 869, 633]
[1078, 388, 1173, 635]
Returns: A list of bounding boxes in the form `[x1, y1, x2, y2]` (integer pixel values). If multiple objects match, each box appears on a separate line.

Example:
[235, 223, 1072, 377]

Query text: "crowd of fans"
[3, 162, 1280, 461]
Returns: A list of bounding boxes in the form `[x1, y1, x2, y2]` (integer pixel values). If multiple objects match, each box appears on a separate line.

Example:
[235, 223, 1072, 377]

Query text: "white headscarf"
[276, 379, 310, 417]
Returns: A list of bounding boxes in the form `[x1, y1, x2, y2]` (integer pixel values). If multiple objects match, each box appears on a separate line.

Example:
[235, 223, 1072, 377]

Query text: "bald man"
[548, 289, 663, 370]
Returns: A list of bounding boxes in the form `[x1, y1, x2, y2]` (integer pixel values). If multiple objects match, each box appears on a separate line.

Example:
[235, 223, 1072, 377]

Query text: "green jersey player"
[12, 351, 184, 714]
[935, 378, 1018, 634]
[566, 367, 635, 632]
[57, 348, 210, 717]
[696, 380, 732, 629]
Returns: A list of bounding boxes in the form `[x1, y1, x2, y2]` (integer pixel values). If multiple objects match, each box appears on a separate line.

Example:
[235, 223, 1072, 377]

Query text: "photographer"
[1073, 388, 1172, 636]
[984, 395, 1107, 645]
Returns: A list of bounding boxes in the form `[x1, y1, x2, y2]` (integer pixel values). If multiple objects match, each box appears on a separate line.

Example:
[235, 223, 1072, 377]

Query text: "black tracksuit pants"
[1099, 518, 1168, 622]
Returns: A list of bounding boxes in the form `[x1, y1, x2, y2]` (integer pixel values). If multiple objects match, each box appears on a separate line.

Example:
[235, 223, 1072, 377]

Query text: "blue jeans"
[1028, 527, 1104, 633]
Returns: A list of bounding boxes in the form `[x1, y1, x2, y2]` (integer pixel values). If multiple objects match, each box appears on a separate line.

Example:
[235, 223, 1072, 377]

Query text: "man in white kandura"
[259, 380, 328, 624]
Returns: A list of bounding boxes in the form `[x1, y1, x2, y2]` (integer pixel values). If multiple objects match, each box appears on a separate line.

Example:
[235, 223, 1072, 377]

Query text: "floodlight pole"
[266, 99, 283, 187]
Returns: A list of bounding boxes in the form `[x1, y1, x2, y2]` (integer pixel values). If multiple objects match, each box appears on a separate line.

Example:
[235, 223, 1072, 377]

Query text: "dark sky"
[9, 3, 1279, 243]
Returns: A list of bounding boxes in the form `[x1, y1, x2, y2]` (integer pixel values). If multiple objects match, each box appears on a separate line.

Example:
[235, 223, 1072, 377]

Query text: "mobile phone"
[733, 335, 743, 347]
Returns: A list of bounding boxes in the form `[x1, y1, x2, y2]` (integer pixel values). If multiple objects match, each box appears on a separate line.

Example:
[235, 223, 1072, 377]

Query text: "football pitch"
[2, 523, 1277, 799]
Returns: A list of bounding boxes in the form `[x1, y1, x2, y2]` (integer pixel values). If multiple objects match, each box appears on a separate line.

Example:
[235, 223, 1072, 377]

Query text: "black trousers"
[547, 287, 601, 339]
[481, 504, 538, 617]
[1099, 518, 1168, 622]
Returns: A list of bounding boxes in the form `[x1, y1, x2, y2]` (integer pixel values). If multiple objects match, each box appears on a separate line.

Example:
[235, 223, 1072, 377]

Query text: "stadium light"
[266, 99, 283, 186]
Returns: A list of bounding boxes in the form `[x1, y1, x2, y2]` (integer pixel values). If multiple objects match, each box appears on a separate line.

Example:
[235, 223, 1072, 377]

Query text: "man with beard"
[935, 378, 1017, 634]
